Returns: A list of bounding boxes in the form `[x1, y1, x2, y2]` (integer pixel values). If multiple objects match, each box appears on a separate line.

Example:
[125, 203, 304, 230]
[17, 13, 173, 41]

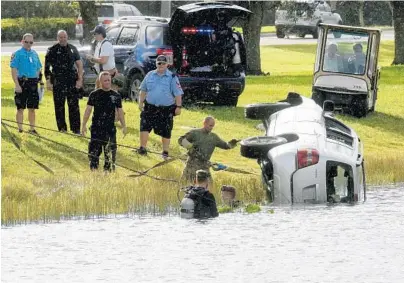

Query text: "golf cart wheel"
[245, 102, 291, 120]
[129, 73, 143, 102]
[240, 136, 288, 159]
[351, 96, 368, 118]
[312, 92, 325, 108]
[276, 27, 285, 39]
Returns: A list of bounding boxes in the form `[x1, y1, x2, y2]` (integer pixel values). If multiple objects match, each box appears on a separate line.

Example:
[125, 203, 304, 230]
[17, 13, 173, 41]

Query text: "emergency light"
[181, 27, 214, 35]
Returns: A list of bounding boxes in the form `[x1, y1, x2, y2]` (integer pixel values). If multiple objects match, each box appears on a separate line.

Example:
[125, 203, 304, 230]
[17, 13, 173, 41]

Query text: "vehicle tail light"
[103, 19, 113, 25]
[156, 48, 173, 55]
[181, 27, 214, 35]
[76, 19, 84, 25]
[297, 148, 319, 169]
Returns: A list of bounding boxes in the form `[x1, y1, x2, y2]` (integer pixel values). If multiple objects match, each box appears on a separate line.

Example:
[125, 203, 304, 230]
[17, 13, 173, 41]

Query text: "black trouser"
[88, 127, 117, 171]
[53, 77, 80, 132]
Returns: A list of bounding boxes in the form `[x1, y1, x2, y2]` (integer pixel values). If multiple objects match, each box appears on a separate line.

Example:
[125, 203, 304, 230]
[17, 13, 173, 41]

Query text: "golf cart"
[311, 24, 381, 117]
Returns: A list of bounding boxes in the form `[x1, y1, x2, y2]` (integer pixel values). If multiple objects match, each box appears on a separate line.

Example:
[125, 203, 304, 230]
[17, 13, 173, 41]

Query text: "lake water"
[2, 186, 404, 283]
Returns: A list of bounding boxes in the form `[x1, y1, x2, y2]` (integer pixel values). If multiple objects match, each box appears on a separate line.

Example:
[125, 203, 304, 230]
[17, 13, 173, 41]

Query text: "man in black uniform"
[45, 30, 83, 133]
[81, 71, 127, 171]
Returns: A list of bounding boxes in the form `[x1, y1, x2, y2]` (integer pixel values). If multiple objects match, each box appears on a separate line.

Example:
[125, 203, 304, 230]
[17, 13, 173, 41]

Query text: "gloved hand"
[228, 139, 239, 148]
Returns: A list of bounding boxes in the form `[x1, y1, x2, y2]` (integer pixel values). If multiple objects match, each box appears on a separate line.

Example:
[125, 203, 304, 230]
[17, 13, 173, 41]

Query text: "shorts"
[14, 79, 39, 110]
[140, 102, 176, 139]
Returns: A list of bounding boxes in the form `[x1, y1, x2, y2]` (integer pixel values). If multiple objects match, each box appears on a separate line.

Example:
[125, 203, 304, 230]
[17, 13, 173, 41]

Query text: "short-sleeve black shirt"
[44, 43, 80, 79]
[87, 89, 122, 130]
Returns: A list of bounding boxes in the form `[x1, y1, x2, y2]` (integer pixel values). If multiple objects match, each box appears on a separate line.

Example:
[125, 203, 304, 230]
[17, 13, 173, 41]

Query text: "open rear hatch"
[169, 2, 251, 77]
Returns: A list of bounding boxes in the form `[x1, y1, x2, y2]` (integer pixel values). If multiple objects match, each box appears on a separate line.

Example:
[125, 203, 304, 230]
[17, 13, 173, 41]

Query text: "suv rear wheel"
[214, 93, 239, 107]
[129, 73, 143, 102]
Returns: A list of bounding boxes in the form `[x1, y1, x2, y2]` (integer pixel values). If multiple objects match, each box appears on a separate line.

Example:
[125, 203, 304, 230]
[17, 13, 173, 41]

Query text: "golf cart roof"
[319, 23, 381, 34]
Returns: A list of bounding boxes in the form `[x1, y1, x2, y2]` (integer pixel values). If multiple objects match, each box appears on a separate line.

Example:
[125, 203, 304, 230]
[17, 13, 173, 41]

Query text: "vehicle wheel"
[215, 93, 239, 107]
[298, 33, 306, 38]
[312, 92, 325, 108]
[240, 136, 288, 159]
[276, 27, 285, 39]
[245, 102, 292, 120]
[129, 73, 143, 102]
[351, 96, 368, 118]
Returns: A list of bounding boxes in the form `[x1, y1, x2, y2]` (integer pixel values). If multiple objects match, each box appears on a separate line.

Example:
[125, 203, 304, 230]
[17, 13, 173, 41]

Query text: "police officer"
[10, 33, 42, 134]
[45, 30, 83, 134]
[81, 71, 127, 171]
[138, 55, 183, 159]
[178, 116, 238, 182]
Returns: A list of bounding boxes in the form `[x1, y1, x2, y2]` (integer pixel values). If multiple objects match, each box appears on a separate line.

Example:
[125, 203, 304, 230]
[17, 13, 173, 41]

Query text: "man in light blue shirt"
[10, 33, 42, 134]
[138, 55, 183, 159]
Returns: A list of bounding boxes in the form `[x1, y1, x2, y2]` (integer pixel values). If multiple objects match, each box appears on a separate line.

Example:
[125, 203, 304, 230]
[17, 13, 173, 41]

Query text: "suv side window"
[146, 26, 169, 46]
[106, 26, 121, 45]
[116, 26, 139, 45]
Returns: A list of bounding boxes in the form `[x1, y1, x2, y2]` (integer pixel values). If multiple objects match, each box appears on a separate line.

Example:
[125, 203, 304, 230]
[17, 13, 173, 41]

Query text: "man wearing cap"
[137, 54, 183, 159]
[178, 116, 238, 182]
[10, 33, 42, 134]
[45, 30, 83, 134]
[86, 25, 116, 86]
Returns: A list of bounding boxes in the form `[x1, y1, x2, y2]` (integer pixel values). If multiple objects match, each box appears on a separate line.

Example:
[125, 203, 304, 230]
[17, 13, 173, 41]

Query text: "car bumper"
[178, 76, 245, 100]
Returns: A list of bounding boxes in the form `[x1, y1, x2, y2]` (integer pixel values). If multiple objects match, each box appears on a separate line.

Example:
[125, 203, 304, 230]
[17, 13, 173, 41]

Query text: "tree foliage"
[1, 1, 79, 18]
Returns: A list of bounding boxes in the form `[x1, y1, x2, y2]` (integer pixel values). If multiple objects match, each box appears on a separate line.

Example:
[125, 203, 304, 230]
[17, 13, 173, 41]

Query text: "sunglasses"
[157, 62, 167, 66]
[24, 41, 34, 44]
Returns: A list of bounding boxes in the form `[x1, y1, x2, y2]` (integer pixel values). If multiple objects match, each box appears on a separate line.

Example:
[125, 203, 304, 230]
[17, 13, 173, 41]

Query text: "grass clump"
[245, 204, 261, 214]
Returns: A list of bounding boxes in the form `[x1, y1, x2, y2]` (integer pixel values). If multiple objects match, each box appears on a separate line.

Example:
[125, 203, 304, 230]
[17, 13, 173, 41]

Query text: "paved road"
[1, 30, 394, 55]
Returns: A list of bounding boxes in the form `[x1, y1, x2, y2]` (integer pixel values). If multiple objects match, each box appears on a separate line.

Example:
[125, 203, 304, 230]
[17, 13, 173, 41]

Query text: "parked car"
[75, 3, 142, 41]
[240, 92, 366, 204]
[169, 2, 251, 106]
[275, 0, 342, 38]
[78, 16, 171, 100]
[312, 24, 381, 117]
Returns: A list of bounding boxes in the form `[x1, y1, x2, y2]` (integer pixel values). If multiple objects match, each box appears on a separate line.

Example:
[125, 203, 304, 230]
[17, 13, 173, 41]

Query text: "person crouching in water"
[181, 170, 219, 219]
[81, 71, 127, 171]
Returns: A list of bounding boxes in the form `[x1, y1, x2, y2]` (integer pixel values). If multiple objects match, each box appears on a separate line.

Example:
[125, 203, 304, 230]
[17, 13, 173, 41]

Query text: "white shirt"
[94, 39, 115, 73]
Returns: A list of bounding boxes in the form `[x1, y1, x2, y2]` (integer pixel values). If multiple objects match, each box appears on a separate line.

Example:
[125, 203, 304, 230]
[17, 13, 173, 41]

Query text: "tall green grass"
[2, 41, 403, 225]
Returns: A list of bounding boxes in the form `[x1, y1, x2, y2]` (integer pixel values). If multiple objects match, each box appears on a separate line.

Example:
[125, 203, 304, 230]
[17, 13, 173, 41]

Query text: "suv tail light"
[181, 27, 214, 35]
[297, 149, 319, 169]
[76, 19, 84, 25]
[103, 19, 113, 25]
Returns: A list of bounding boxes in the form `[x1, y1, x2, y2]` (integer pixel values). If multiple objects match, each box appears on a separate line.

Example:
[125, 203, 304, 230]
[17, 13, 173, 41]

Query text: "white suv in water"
[240, 93, 366, 204]
[275, 0, 342, 38]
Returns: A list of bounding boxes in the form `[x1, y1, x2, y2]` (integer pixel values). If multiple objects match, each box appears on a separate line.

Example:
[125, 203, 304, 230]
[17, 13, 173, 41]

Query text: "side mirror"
[323, 100, 335, 112]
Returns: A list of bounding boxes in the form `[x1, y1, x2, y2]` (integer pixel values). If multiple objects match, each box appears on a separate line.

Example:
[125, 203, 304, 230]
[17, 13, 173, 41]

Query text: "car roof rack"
[116, 16, 168, 23]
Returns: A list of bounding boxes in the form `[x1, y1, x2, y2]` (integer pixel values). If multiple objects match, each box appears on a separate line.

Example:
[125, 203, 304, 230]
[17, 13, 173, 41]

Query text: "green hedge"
[1, 18, 76, 42]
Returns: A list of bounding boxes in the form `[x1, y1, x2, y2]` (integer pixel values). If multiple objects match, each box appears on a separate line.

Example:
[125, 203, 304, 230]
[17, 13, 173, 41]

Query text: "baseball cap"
[156, 55, 168, 63]
[91, 25, 107, 37]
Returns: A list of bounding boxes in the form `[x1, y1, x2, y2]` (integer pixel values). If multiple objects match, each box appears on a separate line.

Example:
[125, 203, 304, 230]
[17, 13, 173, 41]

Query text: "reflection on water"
[2, 187, 404, 283]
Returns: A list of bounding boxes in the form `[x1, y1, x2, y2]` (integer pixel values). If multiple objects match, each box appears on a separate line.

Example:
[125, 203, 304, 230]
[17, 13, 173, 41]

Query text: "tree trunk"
[79, 1, 98, 44]
[392, 1, 404, 65]
[242, 1, 265, 75]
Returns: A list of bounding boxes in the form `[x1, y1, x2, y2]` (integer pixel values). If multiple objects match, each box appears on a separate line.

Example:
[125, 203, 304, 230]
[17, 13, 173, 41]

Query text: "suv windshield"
[146, 26, 171, 45]
[97, 5, 114, 17]
[322, 30, 369, 75]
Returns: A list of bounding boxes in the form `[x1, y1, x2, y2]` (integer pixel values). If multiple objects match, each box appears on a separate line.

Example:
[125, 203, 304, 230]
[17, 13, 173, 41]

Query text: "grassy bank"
[2, 41, 404, 225]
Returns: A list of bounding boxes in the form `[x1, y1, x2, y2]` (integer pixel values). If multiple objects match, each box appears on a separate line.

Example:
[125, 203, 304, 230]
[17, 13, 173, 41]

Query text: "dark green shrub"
[1, 17, 76, 41]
